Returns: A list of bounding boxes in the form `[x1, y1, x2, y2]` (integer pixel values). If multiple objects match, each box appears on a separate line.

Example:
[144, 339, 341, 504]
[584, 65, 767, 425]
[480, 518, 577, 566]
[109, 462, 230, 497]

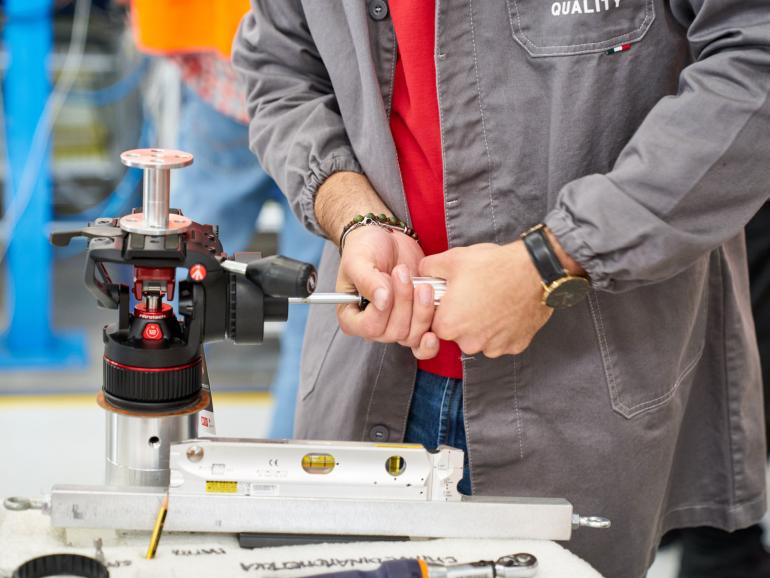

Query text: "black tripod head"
[50, 149, 316, 413]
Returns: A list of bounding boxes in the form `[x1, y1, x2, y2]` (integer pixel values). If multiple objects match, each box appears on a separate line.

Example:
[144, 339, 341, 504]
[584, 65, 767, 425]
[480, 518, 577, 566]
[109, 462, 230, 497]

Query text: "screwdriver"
[288, 277, 447, 307]
[300, 553, 538, 578]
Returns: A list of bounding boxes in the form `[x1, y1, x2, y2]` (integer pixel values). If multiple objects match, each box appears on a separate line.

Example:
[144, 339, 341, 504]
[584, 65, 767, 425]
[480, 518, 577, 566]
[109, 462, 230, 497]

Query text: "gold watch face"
[544, 276, 591, 309]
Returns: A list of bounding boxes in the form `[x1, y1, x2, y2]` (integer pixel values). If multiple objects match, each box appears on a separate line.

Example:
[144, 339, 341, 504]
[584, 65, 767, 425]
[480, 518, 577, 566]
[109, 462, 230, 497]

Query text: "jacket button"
[368, 0, 389, 21]
[369, 425, 389, 442]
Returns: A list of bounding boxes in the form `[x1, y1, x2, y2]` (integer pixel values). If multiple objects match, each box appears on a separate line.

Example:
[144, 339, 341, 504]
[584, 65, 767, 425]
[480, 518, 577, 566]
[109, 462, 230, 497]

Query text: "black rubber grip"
[103, 356, 201, 403]
[245, 255, 317, 298]
[12, 554, 109, 578]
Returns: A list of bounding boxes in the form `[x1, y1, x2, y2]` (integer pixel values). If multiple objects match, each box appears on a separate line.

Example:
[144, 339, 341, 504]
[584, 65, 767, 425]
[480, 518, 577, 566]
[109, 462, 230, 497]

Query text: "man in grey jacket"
[233, 1, 770, 577]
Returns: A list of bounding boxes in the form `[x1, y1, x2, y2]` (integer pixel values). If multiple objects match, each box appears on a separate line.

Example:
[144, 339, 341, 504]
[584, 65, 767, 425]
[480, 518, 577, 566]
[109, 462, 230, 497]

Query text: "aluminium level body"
[169, 439, 465, 502]
[47, 439, 596, 541]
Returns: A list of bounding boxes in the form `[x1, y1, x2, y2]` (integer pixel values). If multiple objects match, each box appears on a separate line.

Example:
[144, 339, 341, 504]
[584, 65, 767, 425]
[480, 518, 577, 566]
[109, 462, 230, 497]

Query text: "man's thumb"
[346, 256, 392, 312]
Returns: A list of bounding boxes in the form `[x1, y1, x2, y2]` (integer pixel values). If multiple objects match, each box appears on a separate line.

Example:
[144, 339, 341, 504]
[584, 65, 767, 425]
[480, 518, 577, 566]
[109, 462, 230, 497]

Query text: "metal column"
[0, 0, 86, 369]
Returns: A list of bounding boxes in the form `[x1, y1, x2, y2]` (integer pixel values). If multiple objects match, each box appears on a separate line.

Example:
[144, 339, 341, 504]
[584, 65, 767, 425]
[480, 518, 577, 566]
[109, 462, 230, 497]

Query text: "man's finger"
[456, 335, 484, 356]
[430, 304, 460, 342]
[341, 254, 391, 312]
[412, 331, 440, 360]
[378, 265, 413, 342]
[399, 283, 434, 348]
[336, 260, 393, 338]
[337, 298, 392, 339]
[418, 250, 454, 279]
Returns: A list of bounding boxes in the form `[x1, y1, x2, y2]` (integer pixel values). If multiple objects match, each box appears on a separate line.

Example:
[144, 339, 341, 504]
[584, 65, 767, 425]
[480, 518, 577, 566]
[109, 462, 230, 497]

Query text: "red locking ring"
[190, 264, 207, 282]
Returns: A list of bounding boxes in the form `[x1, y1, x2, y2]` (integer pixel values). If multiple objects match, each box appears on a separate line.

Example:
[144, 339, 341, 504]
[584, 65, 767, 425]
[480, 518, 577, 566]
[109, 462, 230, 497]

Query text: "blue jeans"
[173, 88, 324, 438]
[404, 369, 471, 495]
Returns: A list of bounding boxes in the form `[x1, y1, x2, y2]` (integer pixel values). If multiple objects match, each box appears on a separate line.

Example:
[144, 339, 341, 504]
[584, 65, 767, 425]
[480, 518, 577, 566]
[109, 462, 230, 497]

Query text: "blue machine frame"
[0, 0, 87, 369]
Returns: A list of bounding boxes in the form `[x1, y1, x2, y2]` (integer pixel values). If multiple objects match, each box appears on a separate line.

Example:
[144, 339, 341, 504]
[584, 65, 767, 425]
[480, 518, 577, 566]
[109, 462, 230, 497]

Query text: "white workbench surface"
[0, 507, 603, 578]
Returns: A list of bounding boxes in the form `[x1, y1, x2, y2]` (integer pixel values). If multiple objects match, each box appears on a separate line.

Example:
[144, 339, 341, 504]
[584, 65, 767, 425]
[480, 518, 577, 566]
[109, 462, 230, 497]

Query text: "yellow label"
[206, 480, 238, 493]
[375, 443, 422, 449]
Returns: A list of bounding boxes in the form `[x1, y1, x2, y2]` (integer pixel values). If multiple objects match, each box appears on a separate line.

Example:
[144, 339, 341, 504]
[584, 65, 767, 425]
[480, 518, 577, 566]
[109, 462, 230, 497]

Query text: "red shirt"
[389, 0, 463, 379]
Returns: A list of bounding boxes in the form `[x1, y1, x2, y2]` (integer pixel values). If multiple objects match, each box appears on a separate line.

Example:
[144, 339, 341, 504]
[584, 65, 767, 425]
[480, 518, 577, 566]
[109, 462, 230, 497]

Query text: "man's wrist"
[339, 213, 418, 254]
[519, 225, 591, 309]
[520, 224, 586, 279]
[543, 227, 586, 277]
[314, 171, 394, 244]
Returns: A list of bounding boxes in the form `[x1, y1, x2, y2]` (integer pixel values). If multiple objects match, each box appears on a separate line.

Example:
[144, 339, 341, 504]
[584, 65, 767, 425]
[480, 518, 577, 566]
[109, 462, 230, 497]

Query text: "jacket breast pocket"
[506, 0, 655, 57]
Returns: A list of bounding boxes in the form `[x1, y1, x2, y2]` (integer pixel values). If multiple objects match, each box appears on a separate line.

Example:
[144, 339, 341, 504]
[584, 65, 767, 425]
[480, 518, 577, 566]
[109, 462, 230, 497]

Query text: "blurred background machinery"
[0, 4, 298, 539]
[0, 0, 290, 504]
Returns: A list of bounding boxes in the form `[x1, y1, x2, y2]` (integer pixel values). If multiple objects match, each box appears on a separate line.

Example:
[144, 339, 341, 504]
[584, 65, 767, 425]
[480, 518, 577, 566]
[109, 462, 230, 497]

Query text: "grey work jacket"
[233, 1, 770, 576]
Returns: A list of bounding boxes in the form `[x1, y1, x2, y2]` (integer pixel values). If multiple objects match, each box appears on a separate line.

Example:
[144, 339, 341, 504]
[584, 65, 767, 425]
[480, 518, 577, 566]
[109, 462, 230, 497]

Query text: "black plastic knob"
[244, 255, 317, 298]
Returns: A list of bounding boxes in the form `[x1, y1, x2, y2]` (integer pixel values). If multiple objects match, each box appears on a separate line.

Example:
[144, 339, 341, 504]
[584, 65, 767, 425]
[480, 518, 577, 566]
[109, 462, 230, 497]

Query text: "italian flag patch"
[606, 43, 632, 55]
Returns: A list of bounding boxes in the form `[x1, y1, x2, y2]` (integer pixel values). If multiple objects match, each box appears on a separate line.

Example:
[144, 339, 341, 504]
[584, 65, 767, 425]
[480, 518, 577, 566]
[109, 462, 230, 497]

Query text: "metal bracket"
[118, 149, 193, 235]
[47, 485, 580, 541]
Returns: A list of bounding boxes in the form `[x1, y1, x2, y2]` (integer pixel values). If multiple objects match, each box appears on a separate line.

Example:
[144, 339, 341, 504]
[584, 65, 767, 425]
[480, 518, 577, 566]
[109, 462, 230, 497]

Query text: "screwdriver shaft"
[289, 294, 362, 305]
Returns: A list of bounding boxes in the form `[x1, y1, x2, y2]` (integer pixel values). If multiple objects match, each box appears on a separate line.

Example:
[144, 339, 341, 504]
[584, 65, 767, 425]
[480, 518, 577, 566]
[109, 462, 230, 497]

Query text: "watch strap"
[522, 225, 565, 286]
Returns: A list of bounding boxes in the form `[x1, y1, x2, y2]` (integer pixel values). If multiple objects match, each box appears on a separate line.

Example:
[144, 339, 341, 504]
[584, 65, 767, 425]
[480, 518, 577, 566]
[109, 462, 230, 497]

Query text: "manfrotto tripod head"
[51, 149, 317, 414]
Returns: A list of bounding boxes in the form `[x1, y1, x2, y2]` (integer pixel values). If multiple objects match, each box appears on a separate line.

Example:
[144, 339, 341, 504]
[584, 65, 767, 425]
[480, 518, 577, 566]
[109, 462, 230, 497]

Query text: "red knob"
[190, 264, 207, 282]
[142, 323, 163, 341]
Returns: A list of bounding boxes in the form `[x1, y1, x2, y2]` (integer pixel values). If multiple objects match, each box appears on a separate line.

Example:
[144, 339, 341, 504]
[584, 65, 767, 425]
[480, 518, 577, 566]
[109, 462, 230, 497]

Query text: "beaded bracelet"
[339, 213, 418, 254]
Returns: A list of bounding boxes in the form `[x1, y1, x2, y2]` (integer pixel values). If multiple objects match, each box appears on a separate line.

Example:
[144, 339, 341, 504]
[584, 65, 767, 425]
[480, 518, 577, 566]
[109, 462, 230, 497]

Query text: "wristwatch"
[521, 224, 590, 309]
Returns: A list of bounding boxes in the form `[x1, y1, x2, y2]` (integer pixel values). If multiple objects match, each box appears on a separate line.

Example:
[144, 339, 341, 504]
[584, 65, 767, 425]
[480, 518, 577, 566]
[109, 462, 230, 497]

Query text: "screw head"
[187, 446, 204, 463]
[514, 554, 535, 565]
[497, 554, 537, 568]
[369, 425, 389, 442]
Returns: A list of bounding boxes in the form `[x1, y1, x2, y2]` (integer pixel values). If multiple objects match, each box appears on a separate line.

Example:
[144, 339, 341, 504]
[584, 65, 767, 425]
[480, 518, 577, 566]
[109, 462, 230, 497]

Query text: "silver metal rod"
[572, 514, 612, 530]
[142, 168, 171, 230]
[288, 291, 446, 306]
[220, 260, 247, 275]
[289, 294, 362, 305]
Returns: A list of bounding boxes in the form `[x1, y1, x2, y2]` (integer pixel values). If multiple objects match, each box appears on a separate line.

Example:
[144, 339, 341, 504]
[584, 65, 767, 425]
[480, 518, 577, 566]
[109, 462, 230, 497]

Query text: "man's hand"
[336, 226, 439, 358]
[315, 171, 439, 359]
[419, 241, 553, 358]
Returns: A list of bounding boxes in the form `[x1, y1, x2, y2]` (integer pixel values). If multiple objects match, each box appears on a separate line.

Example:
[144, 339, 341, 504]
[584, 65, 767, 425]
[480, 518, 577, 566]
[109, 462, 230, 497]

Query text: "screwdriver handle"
[303, 559, 425, 578]
[288, 277, 446, 309]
